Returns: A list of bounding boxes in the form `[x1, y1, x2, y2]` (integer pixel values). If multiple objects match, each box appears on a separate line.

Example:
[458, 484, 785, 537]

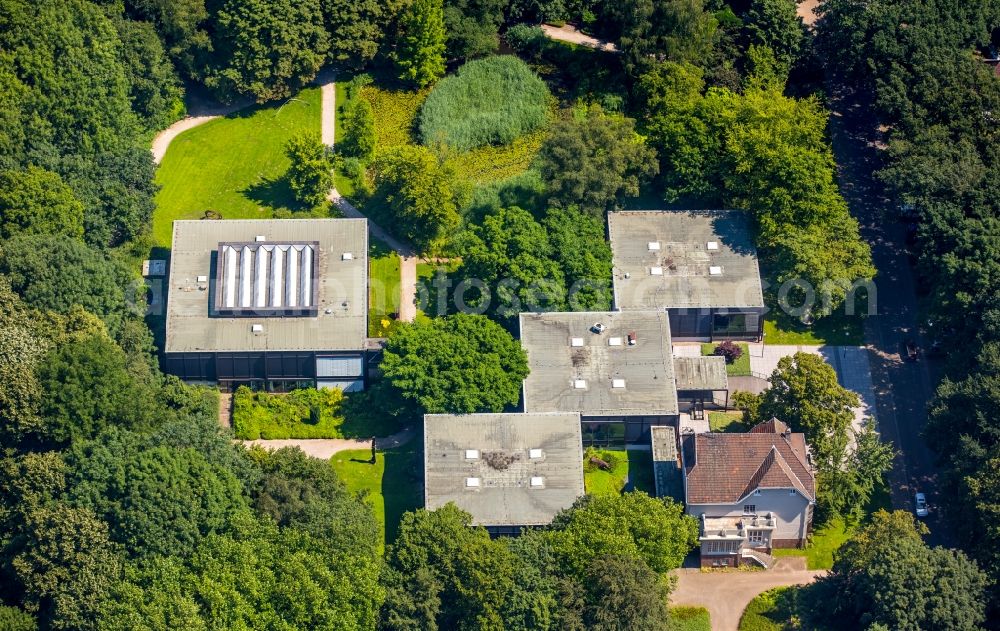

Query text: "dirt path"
[541, 24, 618, 52]
[671, 560, 826, 631]
[797, 0, 819, 27]
[321, 80, 336, 147]
[239, 425, 417, 460]
[218, 392, 233, 429]
[399, 256, 417, 322]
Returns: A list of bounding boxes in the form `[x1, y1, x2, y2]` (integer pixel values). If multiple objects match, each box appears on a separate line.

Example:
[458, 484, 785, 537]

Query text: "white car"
[914, 492, 929, 518]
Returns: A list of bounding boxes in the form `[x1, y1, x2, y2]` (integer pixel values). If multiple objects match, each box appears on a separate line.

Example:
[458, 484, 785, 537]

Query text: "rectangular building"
[608, 210, 765, 341]
[423, 413, 585, 534]
[163, 218, 369, 390]
[519, 311, 679, 446]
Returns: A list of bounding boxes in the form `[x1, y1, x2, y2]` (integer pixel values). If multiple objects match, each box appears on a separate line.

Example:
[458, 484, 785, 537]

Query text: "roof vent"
[342, 252, 353, 261]
[465, 449, 480, 460]
[707, 241, 719, 250]
[627, 331, 637, 345]
[573, 379, 587, 389]
[709, 266, 722, 275]
[255, 235, 266, 242]
[650, 266, 663, 276]
[608, 337, 623, 346]
[571, 337, 584, 347]
[648, 241, 661, 251]
[612, 378, 626, 389]
[251, 324, 264, 333]
[529, 448, 543, 459]
[530, 476, 545, 487]
[466, 477, 481, 488]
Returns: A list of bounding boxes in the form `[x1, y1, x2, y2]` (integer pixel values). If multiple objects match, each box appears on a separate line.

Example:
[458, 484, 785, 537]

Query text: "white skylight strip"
[224, 246, 237, 308]
[300, 245, 313, 307]
[240, 246, 253, 308]
[255, 245, 268, 308]
[286, 246, 299, 307]
[270, 246, 284, 307]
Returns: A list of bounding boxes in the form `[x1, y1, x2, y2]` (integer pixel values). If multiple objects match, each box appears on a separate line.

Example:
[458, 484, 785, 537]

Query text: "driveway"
[749, 344, 876, 436]
[671, 559, 826, 631]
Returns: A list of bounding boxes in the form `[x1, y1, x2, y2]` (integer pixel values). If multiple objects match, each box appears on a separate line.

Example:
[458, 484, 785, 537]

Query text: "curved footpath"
[239, 426, 417, 460]
[670, 558, 826, 631]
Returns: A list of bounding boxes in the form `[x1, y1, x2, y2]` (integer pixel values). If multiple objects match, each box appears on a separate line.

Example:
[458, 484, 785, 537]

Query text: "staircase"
[741, 548, 775, 569]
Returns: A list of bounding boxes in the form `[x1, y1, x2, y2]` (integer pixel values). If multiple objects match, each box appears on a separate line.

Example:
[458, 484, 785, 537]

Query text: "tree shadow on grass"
[381, 434, 424, 543]
[243, 175, 306, 214]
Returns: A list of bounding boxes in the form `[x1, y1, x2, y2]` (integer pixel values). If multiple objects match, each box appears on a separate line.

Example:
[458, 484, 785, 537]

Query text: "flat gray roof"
[165, 219, 368, 353]
[673, 356, 729, 391]
[519, 311, 679, 417]
[608, 210, 764, 310]
[423, 413, 584, 527]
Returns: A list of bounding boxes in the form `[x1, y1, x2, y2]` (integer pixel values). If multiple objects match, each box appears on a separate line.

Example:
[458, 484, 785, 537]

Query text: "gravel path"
[399, 256, 417, 322]
[671, 559, 826, 631]
[321, 80, 336, 146]
[239, 426, 417, 460]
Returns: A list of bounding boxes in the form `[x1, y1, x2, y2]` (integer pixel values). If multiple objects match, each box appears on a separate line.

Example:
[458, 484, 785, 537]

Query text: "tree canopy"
[396, 0, 447, 88]
[380, 314, 529, 414]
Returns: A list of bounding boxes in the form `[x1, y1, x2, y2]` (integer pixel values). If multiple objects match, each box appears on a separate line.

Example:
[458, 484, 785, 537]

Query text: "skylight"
[650, 266, 663, 275]
[709, 266, 722, 275]
[648, 241, 660, 251]
[612, 378, 626, 389]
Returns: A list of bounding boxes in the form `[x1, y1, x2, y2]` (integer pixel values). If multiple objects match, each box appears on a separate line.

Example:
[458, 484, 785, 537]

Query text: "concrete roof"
[673, 356, 729, 391]
[608, 210, 765, 310]
[423, 413, 584, 527]
[519, 311, 679, 417]
[165, 219, 368, 353]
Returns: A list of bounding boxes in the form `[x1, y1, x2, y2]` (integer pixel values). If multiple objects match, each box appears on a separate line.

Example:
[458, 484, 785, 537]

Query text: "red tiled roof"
[682, 420, 815, 504]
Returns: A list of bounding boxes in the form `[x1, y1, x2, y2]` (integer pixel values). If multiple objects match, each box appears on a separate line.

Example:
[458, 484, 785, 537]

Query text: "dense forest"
[0, 0, 998, 629]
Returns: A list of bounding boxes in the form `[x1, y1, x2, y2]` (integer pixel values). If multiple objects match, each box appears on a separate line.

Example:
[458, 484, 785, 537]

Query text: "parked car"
[914, 492, 929, 518]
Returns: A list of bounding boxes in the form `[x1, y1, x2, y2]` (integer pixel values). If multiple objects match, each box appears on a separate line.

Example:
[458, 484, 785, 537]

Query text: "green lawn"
[368, 238, 401, 337]
[739, 587, 804, 631]
[416, 259, 464, 318]
[671, 606, 711, 631]
[152, 87, 322, 247]
[772, 476, 892, 570]
[584, 448, 656, 496]
[701, 343, 751, 376]
[330, 439, 423, 548]
[772, 516, 852, 570]
[709, 411, 748, 433]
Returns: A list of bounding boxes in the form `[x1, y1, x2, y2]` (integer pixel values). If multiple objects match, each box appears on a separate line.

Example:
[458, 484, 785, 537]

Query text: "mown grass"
[152, 87, 322, 247]
[671, 606, 711, 631]
[739, 587, 802, 631]
[772, 476, 892, 570]
[701, 342, 752, 376]
[368, 238, 401, 337]
[418, 56, 550, 151]
[330, 438, 424, 547]
[583, 448, 656, 496]
[709, 411, 748, 433]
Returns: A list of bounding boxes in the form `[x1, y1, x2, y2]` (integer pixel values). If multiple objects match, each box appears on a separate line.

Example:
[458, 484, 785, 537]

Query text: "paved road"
[826, 90, 951, 546]
[671, 558, 826, 631]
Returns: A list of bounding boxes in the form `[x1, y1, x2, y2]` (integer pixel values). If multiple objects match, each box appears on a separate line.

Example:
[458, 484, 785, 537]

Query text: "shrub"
[417, 56, 550, 151]
[285, 133, 333, 207]
[339, 99, 376, 162]
[504, 24, 547, 59]
[583, 447, 621, 473]
[232, 386, 345, 439]
[713, 340, 744, 364]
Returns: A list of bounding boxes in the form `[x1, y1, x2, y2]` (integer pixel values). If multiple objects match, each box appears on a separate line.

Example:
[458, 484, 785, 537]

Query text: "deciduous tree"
[537, 105, 658, 214]
[381, 314, 529, 414]
[284, 133, 334, 207]
[396, 0, 447, 87]
[0, 167, 85, 240]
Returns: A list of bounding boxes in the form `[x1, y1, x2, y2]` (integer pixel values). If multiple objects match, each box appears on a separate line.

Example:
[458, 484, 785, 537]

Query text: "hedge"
[417, 56, 550, 151]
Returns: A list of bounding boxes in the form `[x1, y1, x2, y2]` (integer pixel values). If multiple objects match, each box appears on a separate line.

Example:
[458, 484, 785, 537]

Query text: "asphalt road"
[826, 90, 953, 547]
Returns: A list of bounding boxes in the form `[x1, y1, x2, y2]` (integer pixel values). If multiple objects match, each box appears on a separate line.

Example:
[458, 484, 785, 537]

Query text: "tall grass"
[418, 56, 550, 151]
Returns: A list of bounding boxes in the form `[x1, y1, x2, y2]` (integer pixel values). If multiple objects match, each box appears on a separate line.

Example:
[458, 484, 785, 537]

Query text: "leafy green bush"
[232, 386, 345, 439]
[670, 606, 711, 631]
[417, 56, 550, 151]
[583, 447, 621, 472]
